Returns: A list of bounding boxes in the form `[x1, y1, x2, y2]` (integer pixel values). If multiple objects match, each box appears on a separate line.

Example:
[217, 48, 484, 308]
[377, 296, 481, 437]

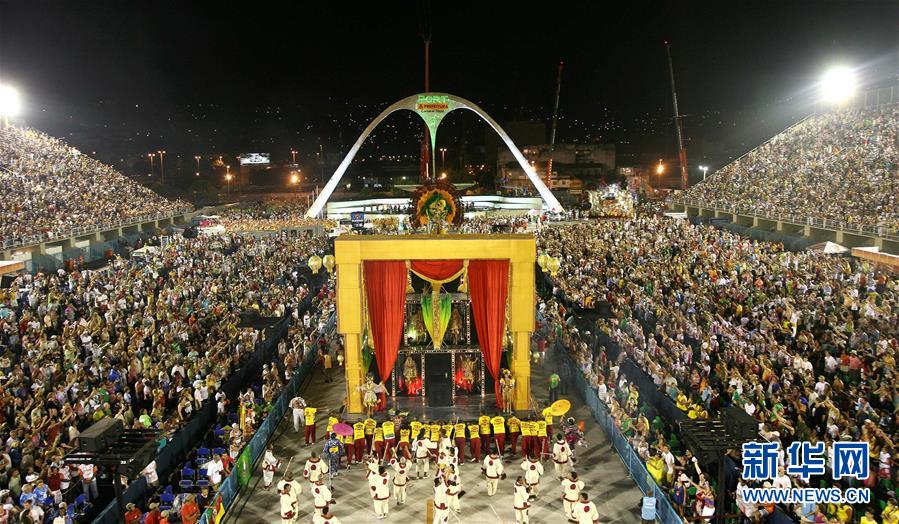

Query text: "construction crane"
[665, 42, 689, 190]
[546, 61, 564, 189]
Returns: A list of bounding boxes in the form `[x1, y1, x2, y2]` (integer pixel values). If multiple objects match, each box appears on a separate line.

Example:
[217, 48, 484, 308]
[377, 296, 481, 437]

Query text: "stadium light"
[820, 66, 857, 104]
[699, 165, 709, 181]
[0, 85, 22, 125]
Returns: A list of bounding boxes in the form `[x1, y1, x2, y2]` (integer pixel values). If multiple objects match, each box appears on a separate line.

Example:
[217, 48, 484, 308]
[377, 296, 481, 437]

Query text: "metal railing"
[0, 206, 194, 249]
[669, 197, 899, 240]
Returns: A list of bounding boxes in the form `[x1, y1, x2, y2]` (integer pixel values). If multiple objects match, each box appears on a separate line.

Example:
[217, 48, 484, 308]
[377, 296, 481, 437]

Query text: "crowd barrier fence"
[199, 311, 336, 524]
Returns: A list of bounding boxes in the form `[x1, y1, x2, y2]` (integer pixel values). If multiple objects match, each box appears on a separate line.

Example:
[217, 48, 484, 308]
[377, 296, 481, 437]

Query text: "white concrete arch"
[305, 92, 563, 218]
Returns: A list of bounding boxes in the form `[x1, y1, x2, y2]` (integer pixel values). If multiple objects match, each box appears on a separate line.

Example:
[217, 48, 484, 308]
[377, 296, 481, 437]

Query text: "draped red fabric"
[363, 261, 408, 382]
[410, 260, 464, 281]
[468, 259, 510, 408]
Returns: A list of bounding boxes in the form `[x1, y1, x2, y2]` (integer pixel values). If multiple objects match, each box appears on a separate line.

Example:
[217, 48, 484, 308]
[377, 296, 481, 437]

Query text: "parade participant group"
[266, 398, 599, 524]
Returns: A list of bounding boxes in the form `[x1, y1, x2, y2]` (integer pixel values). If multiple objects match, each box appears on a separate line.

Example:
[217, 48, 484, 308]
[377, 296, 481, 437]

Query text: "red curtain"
[468, 260, 510, 408]
[410, 260, 463, 281]
[363, 261, 407, 382]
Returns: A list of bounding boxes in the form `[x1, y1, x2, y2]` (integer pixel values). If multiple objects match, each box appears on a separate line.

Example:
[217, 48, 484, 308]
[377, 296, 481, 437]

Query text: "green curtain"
[421, 289, 453, 349]
[362, 343, 374, 373]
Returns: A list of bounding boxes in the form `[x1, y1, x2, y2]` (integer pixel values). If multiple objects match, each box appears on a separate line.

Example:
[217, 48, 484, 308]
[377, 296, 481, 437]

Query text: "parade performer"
[445, 464, 462, 514]
[343, 432, 355, 467]
[365, 454, 380, 479]
[453, 420, 467, 463]
[542, 406, 555, 443]
[382, 420, 396, 461]
[552, 434, 573, 480]
[389, 456, 410, 505]
[311, 478, 334, 517]
[280, 482, 298, 523]
[574, 492, 600, 524]
[373, 425, 385, 460]
[413, 435, 433, 479]
[369, 465, 391, 519]
[276, 471, 303, 500]
[492, 414, 506, 455]
[312, 505, 341, 524]
[432, 477, 449, 524]
[513, 476, 531, 524]
[352, 420, 366, 463]
[562, 472, 584, 522]
[520, 419, 534, 458]
[410, 418, 423, 441]
[303, 452, 328, 488]
[429, 421, 441, 443]
[521, 454, 544, 499]
[364, 416, 377, 453]
[262, 446, 281, 489]
[304, 405, 318, 445]
[289, 395, 306, 433]
[536, 418, 549, 459]
[468, 421, 482, 463]
[358, 375, 379, 418]
[482, 451, 505, 497]
[478, 413, 492, 454]
[322, 433, 345, 478]
[508, 414, 521, 457]
[438, 428, 453, 456]
[397, 425, 412, 459]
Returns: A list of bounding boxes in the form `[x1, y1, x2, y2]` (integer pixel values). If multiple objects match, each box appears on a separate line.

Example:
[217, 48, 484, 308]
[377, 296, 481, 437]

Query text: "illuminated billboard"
[239, 153, 271, 166]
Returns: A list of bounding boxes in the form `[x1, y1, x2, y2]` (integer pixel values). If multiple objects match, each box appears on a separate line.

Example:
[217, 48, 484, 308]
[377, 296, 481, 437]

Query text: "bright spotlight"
[0, 85, 22, 118]
[820, 66, 857, 104]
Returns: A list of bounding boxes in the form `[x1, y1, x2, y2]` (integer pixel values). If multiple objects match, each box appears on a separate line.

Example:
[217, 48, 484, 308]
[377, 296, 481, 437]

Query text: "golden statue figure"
[500, 368, 516, 414]
[448, 306, 463, 344]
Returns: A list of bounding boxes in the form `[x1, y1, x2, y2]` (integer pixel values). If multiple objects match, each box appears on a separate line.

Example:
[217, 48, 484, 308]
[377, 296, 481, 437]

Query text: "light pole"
[225, 167, 232, 196]
[157, 150, 166, 184]
[439, 147, 446, 172]
[699, 165, 709, 181]
[194, 155, 201, 176]
[147, 153, 156, 177]
[290, 149, 297, 165]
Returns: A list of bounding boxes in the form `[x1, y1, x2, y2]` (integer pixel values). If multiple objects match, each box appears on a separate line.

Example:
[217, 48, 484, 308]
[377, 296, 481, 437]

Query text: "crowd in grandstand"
[0, 230, 329, 522]
[216, 202, 336, 233]
[539, 216, 899, 522]
[681, 106, 899, 230]
[0, 126, 190, 245]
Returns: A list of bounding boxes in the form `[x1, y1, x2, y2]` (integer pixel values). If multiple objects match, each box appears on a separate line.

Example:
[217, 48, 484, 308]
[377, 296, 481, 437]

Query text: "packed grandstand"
[0, 126, 191, 247]
[677, 106, 899, 233]
[0, 106, 896, 524]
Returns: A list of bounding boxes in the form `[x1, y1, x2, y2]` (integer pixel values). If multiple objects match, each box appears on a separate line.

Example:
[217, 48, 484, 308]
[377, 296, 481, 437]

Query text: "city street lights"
[157, 150, 166, 184]
[194, 155, 201, 176]
[0, 85, 21, 128]
[699, 165, 709, 181]
[225, 168, 233, 196]
[147, 153, 156, 177]
[290, 149, 297, 165]
[439, 147, 447, 172]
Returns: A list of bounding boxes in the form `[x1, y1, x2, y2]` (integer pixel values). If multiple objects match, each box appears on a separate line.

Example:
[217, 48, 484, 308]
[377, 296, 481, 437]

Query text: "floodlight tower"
[665, 42, 689, 190]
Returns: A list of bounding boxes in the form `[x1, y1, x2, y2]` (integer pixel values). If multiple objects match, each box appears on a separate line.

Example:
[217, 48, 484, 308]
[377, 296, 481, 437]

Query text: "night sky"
[1, 0, 897, 181]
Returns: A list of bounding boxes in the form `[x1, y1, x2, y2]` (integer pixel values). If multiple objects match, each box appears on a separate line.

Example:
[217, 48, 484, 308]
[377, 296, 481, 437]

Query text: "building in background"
[497, 143, 615, 194]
